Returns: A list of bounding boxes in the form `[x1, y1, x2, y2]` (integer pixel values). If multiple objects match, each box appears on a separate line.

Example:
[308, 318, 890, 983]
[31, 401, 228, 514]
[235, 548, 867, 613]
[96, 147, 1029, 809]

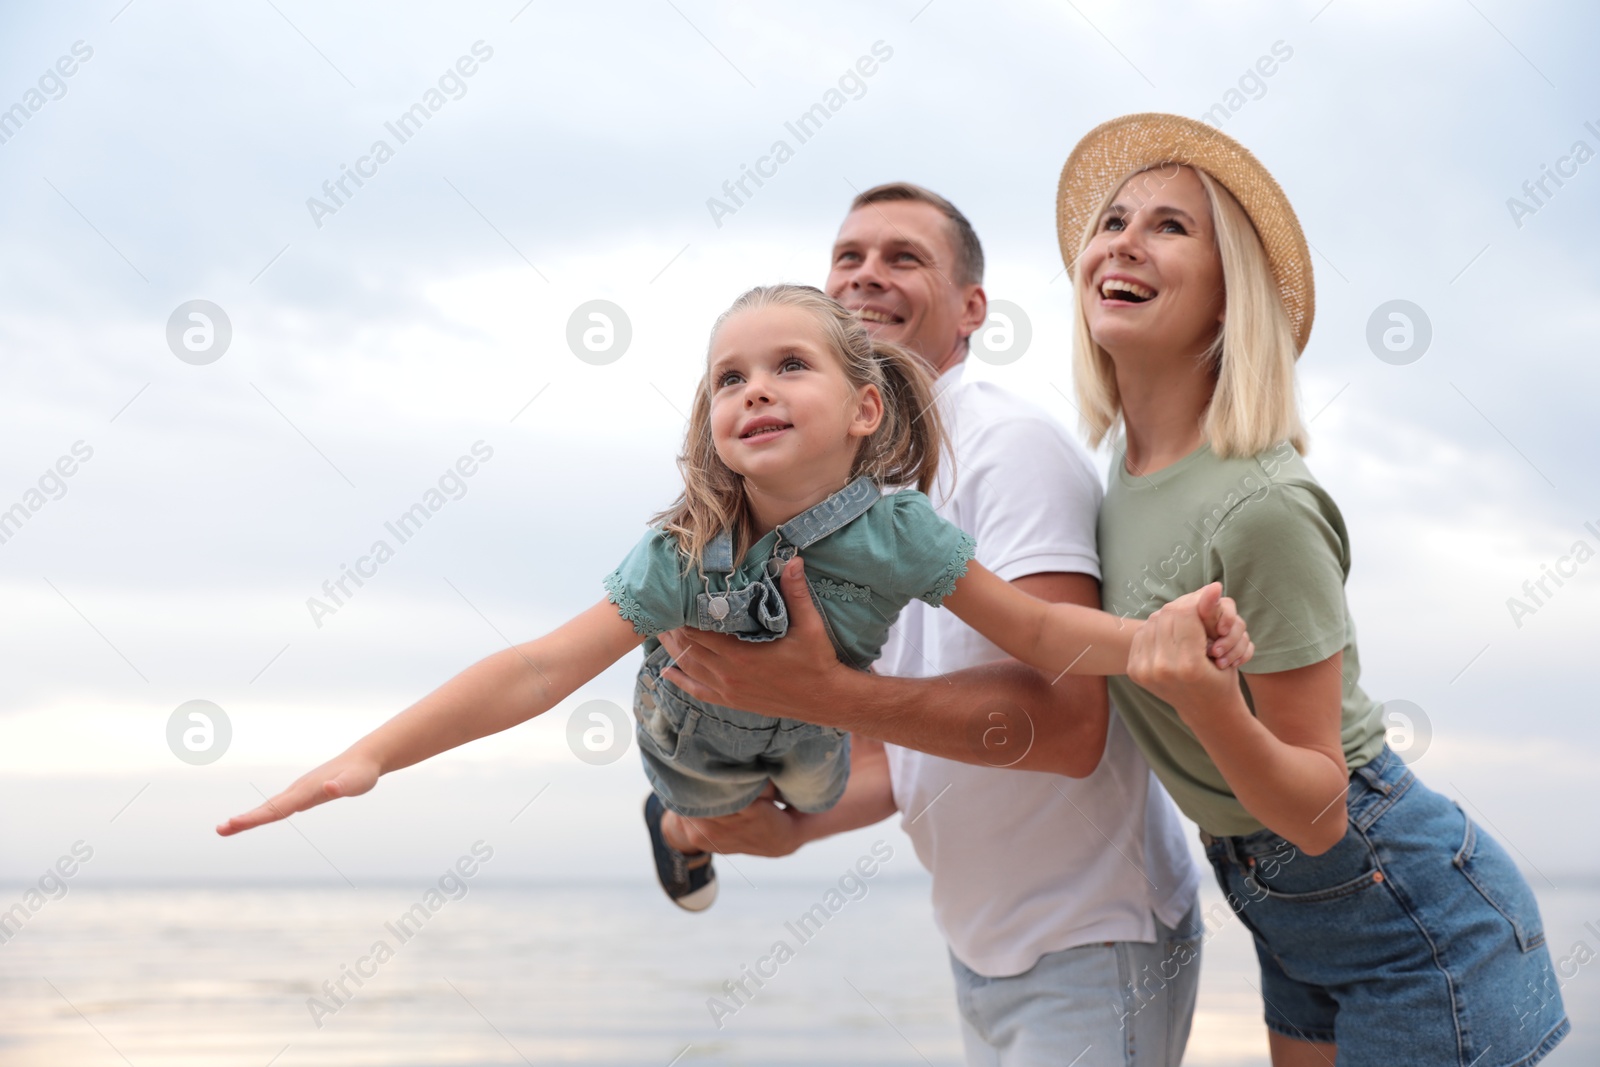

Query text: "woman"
[1057, 113, 1568, 1066]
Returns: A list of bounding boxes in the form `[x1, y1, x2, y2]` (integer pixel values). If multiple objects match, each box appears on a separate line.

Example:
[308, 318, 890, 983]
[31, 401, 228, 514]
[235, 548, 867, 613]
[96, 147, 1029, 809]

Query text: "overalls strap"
[701, 475, 880, 577]
[691, 477, 881, 653]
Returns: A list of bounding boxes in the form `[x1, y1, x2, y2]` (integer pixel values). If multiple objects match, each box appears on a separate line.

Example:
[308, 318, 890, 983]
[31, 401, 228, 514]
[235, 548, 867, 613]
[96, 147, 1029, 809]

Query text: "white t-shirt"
[879, 360, 1200, 978]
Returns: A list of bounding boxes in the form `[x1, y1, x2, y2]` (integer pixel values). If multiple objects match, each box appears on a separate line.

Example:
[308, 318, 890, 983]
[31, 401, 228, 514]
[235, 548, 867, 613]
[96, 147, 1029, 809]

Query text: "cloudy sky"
[1, 0, 1596, 888]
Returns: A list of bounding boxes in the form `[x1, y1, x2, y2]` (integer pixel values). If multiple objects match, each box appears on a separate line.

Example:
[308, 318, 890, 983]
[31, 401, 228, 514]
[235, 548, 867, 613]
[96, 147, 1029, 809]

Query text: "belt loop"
[1354, 760, 1389, 796]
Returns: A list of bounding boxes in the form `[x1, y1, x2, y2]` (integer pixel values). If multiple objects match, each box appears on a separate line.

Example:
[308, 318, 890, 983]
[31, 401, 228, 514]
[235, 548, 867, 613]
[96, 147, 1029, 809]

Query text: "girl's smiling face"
[1079, 164, 1226, 361]
[707, 304, 882, 490]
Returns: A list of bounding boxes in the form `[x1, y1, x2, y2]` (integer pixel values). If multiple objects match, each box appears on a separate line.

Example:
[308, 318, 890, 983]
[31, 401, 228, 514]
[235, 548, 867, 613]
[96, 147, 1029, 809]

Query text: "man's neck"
[925, 340, 967, 379]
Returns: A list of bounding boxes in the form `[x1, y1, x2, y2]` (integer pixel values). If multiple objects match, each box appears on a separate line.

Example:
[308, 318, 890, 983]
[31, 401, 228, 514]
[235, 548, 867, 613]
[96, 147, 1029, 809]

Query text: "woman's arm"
[1128, 601, 1348, 855]
[217, 599, 645, 835]
[941, 562, 1251, 676]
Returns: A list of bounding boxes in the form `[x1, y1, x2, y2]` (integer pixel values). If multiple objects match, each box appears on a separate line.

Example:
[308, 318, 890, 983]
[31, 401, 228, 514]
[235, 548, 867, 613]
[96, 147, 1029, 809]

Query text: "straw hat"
[1056, 112, 1314, 353]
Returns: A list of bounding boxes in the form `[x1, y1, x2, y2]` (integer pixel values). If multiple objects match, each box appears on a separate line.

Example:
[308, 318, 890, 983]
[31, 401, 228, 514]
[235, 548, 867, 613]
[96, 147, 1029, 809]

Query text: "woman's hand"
[1129, 583, 1247, 720]
[215, 751, 381, 836]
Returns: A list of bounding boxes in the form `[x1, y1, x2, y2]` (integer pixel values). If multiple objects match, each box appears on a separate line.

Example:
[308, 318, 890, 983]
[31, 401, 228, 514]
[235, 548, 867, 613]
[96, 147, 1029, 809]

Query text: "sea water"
[2, 877, 1593, 1065]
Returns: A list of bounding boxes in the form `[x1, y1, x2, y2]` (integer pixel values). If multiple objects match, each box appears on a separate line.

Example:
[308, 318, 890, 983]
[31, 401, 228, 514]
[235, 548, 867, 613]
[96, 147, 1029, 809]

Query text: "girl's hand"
[215, 752, 381, 836]
[1128, 585, 1244, 719]
[1163, 582, 1253, 670]
[1203, 588, 1255, 670]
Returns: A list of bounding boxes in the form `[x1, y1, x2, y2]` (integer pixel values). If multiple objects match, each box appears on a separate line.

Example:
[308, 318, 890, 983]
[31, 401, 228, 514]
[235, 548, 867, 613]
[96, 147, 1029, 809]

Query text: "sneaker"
[643, 793, 718, 912]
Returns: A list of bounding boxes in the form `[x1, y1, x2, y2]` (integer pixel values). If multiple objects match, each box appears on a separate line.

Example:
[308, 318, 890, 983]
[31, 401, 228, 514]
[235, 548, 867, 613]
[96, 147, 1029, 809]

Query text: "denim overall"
[632, 477, 880, 818]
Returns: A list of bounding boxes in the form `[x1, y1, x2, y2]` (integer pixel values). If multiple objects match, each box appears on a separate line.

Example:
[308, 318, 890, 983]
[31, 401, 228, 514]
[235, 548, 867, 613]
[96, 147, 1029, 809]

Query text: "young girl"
[1056, 114, 1567, 1065]
[217, 284, 1251, 912]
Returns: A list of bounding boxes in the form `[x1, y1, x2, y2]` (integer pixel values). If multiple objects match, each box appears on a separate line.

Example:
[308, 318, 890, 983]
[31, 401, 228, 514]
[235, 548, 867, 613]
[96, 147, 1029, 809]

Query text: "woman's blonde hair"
[1071, 164, 1307, 459]
[650, 284, 948, 573]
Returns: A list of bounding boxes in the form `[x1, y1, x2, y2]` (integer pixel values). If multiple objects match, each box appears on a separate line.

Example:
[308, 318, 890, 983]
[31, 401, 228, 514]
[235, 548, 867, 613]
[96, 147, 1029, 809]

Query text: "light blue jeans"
[947, 898, 1202, 1067]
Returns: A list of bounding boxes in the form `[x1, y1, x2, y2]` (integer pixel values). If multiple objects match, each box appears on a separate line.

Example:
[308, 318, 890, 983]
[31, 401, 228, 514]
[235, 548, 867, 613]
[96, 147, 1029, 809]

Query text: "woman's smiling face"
[1078, 164, 1226, 362]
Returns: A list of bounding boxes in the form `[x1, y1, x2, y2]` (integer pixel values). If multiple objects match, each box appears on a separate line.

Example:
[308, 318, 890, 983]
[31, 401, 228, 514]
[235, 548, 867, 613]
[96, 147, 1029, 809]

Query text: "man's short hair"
[848, 182, 985, 287]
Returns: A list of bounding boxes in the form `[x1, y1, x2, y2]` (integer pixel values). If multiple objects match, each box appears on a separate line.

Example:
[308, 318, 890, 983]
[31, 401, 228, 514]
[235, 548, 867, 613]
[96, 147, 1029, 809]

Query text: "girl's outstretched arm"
[941, 562, 1251, 677]
[216, 599, 645, 836]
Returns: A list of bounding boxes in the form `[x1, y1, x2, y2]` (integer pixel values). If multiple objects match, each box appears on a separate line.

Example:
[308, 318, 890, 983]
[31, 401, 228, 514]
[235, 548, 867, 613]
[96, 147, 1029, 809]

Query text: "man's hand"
[663, 737, 898, 857]
[659, 557, 847, 718]
[663, 788, 805, 858]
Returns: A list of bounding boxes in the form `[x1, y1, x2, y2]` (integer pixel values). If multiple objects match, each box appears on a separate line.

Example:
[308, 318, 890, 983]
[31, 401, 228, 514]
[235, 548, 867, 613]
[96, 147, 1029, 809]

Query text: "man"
[658, 184, 1201, 1066]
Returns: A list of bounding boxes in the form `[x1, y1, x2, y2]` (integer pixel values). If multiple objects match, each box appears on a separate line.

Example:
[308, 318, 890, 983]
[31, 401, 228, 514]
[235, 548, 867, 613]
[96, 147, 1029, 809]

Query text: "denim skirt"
[1204, 745, 1569, 1065]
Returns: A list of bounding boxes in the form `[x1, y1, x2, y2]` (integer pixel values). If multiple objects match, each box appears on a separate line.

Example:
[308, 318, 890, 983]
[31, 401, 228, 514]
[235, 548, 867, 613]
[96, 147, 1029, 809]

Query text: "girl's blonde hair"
[651, 284, 947, 573]
[1071, 164, 1307, 459]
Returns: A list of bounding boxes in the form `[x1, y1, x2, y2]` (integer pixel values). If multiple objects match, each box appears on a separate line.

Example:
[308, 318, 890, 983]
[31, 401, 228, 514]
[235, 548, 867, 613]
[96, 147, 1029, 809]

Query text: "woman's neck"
[1113, 346, 1216, 476]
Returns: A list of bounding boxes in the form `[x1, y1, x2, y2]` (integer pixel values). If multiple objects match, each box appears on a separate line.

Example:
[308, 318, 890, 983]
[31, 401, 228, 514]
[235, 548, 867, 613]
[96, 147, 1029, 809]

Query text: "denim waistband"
[1201, 745, 1412, 861]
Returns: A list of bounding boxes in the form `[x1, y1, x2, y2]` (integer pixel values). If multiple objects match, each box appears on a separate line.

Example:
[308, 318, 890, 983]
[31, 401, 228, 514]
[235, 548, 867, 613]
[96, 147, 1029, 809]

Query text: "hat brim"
[1056, 112, 1314, 354]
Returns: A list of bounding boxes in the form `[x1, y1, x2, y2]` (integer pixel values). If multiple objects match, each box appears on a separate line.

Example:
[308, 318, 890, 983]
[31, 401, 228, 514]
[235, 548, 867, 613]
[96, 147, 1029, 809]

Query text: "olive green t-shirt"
[1098, 439, 1387, 836]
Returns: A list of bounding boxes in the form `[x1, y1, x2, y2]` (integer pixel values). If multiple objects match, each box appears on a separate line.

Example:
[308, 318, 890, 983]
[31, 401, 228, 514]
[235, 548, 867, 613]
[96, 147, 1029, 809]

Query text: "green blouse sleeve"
[602, 528, 692, 637]
[885, 490, 979, 607]
[1206, 482, 1352, 674]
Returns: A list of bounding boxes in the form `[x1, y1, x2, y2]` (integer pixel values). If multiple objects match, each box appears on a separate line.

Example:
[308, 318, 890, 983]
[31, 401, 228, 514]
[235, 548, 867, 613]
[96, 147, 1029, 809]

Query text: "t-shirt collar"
[934, 357, 966, 393]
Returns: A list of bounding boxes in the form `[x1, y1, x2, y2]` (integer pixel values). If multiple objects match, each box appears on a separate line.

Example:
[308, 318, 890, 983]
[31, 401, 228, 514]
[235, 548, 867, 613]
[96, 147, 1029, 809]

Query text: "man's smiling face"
[825, 199, 983, 374]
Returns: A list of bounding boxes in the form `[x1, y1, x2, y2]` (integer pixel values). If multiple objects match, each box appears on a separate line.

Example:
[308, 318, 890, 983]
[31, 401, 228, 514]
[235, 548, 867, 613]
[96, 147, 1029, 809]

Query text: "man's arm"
[658, 560, 1111, 778]
[666, 736, 897, 856]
